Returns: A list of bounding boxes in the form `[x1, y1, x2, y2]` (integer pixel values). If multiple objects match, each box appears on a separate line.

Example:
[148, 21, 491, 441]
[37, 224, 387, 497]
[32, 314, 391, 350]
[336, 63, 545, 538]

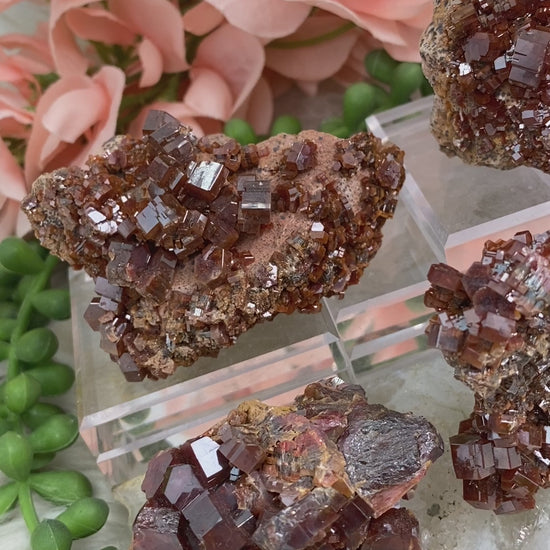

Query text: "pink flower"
[0, 28, 54, 103]
[265, 13, 362, 95]
[182, 2, 224, 36]
[296, 0, 433, 62]
[49, 0, 187, 86]
[183, 23, 271, 132]
[0, 138, 28, 238]
[24, 65, 125, 184]
[0, 86, 34, 139]
[204, 0, 311, 40]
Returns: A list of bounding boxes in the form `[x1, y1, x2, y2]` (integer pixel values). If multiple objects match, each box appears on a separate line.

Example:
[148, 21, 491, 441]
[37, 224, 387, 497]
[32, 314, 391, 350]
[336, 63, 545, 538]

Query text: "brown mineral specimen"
[425, 230, 550, 512]
[420, 0, 550, 172]
[22, 110, 405, 380]
[132, 377, 443, 549]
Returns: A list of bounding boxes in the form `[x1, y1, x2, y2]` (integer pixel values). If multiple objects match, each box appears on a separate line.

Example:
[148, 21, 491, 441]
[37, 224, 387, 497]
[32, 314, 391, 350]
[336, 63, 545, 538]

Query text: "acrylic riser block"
[70, 269, 353, 485]
[72, 96, 550, 489]
[367, 96, 550, 271]
[325, 198, 438, 375]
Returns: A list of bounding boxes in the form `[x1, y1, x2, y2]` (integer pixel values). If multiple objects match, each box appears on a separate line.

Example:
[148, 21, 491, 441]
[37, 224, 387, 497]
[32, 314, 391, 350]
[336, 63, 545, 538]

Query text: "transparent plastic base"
[325, 199, 436, 375]
[70, 269, 354, 485]
[72, 96, 550, 487]
[367, 96, 550, 270]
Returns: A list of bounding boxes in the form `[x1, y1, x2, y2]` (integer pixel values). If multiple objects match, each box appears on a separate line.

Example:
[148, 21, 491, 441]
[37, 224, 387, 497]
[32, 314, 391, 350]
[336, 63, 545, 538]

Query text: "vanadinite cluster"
[425, 230, 550, 513]
[420, 0, 550, 171]
[22, 111, 405, 381]
[133, 377, 443, 549]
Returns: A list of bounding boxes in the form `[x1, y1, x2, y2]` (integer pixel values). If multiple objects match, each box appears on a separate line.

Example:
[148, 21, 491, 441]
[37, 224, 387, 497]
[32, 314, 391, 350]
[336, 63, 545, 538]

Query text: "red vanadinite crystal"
[425, 230, 550, 513]
[421, 0, 550, 172]
[133, 378, 443, 549]
[22, 110, 405, 380]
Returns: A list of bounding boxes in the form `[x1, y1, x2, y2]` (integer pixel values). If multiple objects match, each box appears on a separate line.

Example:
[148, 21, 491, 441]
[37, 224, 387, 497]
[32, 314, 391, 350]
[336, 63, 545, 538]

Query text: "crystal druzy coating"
[22, 111, 405, 380]
[420, 0, 550, 171]
[133, 377, 443, 549]
[425, 230, 550, 512]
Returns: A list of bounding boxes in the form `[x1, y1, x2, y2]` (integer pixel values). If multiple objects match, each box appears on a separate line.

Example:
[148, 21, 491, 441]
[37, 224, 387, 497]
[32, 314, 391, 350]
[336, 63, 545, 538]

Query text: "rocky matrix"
[132, 377, 443, 550]
[425, 230, 550, 513]
[420, 0, 550, 171]
[22, 111, 405, 381]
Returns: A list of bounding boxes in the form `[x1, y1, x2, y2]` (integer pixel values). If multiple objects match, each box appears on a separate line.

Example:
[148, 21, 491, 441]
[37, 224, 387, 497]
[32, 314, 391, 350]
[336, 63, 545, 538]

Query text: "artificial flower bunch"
[0, 0, 432, 239]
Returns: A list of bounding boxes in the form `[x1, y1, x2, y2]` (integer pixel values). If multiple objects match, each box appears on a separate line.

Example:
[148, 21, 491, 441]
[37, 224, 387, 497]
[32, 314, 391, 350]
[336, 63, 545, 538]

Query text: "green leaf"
[0, 341, 10, 360]
[389, 62, 425, 104]
[4, 373, 42, 414]
[31, 452, 56, 471]
[14, 327, 59, 364]
[270, 115, 302, 136]
[223, 118, 257, 145]
[343, 82, 388, 132]
[0, 238, 45, 275]
[26, 362, 75, 396]
[0, 418, 10, 437]
[0, 431, 33, 481]
[29, 471, 92, 505]
[21, 402, 65, 430]
[14, 275, 37, 304]
[57, 497, 109, 539]
[0, 263, 21, 286]
[31, 289, 71, 321]
[364, 49, 399, 84]
[0, 482, 19, 516]
[30, 519, 73, 550]
[0, 301, 19, 319]
[0, 318, 17, 341]
[319, 117, 350, 138]
[29, 413, 79, 453]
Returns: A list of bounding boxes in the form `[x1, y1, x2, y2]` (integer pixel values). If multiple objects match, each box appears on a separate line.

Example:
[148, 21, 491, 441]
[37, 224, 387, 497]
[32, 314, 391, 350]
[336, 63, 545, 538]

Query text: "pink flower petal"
[64, 7, 135, 45]
[185, 67, 234, 120]
[205, 0, 310, 39]
[325, 0, 430, 20]
[286, 0, 432, 60]
[16, 207, 31, 238]
[233, 76, 273, 134]
[403, 3, 434, 29]
[265, 15, 360, 81]
[0, 199, 20, 240]
[72, 65, 125, 167]
[193, 23, 264, 115]
[109, 0, 188, 72]
[24, 65, 124, 183]
[0, 33, 54, 73]
[0, 138, 26, 200]
[137, 38, 164, 87]
[41, 87, 106, 144]
[49, 0, 94, 75]
[0, 64, 26, 82]
[183, 2, 224, 36]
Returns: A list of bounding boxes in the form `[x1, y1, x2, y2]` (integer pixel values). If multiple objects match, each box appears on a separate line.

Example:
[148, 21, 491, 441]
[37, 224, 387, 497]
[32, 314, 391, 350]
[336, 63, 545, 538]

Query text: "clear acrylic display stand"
[367, 96, 550, 270]
[70, 269, 354, 485]
[73, 96, 550, 486]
